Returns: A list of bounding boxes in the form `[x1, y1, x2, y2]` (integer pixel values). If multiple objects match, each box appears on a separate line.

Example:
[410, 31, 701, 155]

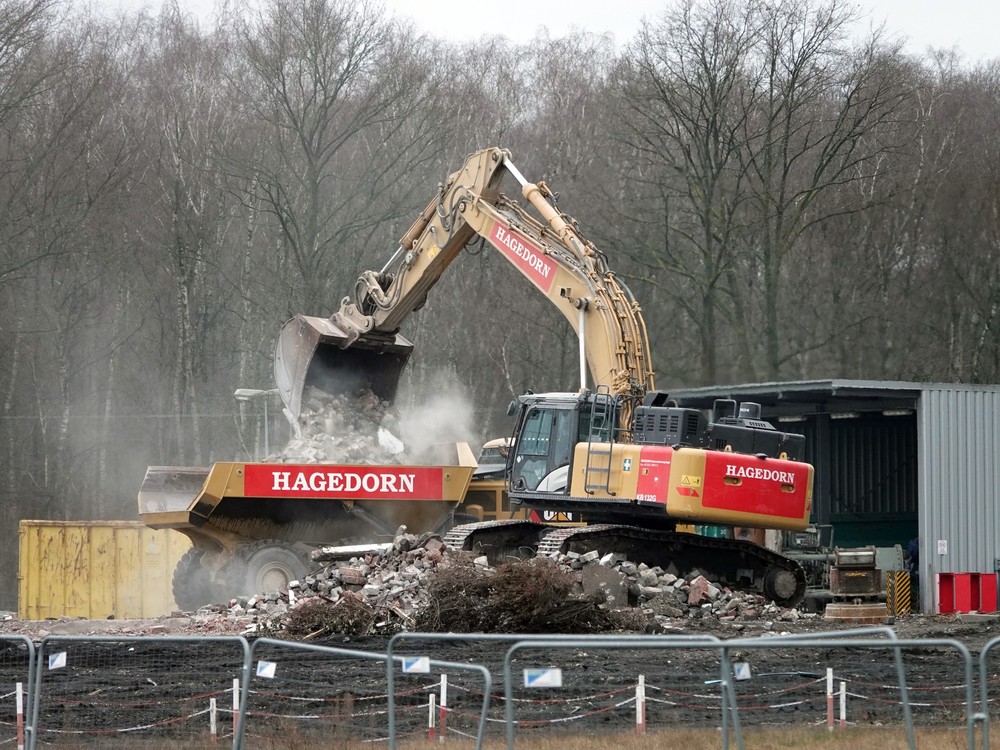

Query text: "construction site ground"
[2, 610, 998, 736]
[0, 606, 995, 645]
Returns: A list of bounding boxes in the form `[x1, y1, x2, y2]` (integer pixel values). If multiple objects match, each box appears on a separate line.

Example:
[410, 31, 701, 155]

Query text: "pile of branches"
[413, 556, 644, 634]
[280, 593, 382, 638]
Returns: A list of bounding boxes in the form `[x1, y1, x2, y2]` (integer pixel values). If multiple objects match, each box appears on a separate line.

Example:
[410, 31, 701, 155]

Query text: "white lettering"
[270, 470, 421, 495]
[495, 226, 551, 278]
[725, 464, 795, 484]
[272, 472, 291, 491]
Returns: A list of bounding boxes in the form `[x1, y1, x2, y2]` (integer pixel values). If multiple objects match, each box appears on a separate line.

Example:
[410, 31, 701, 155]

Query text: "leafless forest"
[1, 0, 998, 607]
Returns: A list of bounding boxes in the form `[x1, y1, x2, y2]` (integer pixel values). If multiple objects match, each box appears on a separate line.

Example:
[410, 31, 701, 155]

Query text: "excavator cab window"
[511, 405, 576, 492]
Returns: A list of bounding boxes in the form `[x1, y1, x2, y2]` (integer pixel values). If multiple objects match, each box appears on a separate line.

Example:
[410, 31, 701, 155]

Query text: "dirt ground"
[1, 606, 995, 647]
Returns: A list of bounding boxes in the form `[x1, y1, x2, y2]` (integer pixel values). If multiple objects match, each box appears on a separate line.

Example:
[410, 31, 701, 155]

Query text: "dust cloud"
[264, 376, 478, 467]
[395, 383, 477, 459]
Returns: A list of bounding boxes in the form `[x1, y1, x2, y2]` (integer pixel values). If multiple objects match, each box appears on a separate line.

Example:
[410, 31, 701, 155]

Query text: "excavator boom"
[274, 147, 654, 423]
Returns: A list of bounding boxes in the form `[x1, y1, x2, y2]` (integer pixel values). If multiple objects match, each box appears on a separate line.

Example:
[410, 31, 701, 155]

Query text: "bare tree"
[130, 6, 252, 465]
[0, 9, 148, 538]
[232, 0, 452, 314]
[614, 0, 761, 383]
[738, 0, 908, 378]
[0, 0, 62, 284]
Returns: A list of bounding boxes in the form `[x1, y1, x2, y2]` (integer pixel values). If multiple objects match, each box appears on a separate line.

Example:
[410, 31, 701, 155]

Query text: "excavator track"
[534, 524, 806, 608]
[443, 519, 549, 563]
[444, 520, 551, 565]
[444, 521, 806, 607]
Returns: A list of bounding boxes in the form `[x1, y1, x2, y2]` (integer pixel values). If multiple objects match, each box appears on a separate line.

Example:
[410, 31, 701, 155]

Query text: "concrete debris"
[267, 385, 409, 464]
[312, 543, 393, 562]
[221, 528, 813, 637]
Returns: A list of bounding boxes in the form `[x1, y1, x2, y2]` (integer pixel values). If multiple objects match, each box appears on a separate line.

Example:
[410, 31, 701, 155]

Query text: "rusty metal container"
[18, 520, 191, 620]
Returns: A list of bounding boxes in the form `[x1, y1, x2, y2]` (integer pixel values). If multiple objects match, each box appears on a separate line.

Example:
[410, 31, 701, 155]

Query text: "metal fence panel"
[0, 636, 33, 749]
[29, 635, 249, 749]
[5, 629, 991, 749]
[240, 637, 490, 750]
[502, 634, 979, 750]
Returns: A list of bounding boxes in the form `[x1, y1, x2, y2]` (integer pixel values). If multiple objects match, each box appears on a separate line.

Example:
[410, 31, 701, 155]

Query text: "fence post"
[16, 682, 24, 750]
[210, 697, 218, 744]
[839, 681, 846, 729]
[635, 674, 646, 734]
[439, 674, 447, 742]
[428, 693, 436, 741]
[826, 668, 834, 731]
[232, 678, 239, 744]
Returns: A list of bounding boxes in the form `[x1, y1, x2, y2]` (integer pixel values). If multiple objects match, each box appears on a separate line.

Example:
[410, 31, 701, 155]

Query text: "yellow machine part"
[18, 520, 191, 620]
[138, 443, 479, 551]
[567, 443, 812, 532]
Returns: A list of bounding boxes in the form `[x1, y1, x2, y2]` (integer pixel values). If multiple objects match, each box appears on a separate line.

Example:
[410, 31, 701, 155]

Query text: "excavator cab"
[508, 392, 618, 493]
[274, 313, 413, 421]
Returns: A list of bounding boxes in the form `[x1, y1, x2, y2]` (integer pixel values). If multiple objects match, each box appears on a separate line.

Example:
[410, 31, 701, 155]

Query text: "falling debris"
[268, 385, 409, 464]
[377, 427, 405, 455]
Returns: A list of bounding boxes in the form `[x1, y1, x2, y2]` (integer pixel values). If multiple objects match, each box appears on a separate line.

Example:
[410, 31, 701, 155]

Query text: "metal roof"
[666, 379, 1000, 417]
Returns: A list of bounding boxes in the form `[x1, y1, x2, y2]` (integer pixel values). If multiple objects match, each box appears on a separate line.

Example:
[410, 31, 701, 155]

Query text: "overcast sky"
[102, 0, 999, 64]
[379, 0, 998, 62]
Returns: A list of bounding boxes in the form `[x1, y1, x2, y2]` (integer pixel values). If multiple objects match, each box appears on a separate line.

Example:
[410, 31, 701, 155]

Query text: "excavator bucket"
[274, 314, 414, 421]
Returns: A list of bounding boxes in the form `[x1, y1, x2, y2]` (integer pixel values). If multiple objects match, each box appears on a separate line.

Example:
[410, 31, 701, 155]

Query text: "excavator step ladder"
[583, 390, 616, 496]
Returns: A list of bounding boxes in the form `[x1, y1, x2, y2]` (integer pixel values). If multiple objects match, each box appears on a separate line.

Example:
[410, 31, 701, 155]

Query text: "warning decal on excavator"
[244, 465, 444, 500]
[681, 475, 701, 488]
[488, 222, 556, 292]
[634, 448, 673, 504]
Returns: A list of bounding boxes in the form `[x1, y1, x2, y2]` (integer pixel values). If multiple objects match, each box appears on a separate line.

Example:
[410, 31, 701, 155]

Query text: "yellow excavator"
[140, 147, 813, 610]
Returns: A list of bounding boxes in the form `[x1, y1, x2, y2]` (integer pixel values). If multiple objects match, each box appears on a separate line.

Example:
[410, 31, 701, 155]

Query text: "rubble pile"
[223, 531, 813, 638]
[234, 531, 451, 637]
[551, 550, 817, 632]
[268, 385, 410, 464]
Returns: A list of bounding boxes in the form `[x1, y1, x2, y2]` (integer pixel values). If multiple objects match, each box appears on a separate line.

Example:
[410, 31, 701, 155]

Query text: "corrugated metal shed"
[667, 379, 1000, 613]
[918, 387, 1000, 613]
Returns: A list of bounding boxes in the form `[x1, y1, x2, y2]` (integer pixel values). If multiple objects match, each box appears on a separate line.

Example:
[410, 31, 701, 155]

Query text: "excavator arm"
[275, 147, 655, 423]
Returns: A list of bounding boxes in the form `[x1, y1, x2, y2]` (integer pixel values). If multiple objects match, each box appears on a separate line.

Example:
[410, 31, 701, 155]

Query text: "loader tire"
[238, 542, 310, 597]
[172, 548, 223, 612]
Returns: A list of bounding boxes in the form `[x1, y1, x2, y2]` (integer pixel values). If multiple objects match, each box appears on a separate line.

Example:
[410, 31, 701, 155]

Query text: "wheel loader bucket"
[274, 314, 413, 421]
[139, 443, 478, 546]
[138, 466, 212, 523]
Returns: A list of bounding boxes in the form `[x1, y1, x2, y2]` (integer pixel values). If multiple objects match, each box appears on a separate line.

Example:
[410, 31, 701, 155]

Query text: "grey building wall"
[918, 386, 1000, 613]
